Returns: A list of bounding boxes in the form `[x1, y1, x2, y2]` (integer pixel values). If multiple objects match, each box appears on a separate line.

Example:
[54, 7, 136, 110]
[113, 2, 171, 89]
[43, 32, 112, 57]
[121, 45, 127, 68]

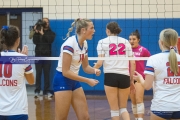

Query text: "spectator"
[33, 18, 55, 98]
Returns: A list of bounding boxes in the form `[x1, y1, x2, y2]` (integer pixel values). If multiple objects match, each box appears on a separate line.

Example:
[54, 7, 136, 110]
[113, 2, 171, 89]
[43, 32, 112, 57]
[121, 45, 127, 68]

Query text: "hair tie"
[78, 18, 83, 21]
[170, 46, 175, 49]
[2, 26, 9, 30]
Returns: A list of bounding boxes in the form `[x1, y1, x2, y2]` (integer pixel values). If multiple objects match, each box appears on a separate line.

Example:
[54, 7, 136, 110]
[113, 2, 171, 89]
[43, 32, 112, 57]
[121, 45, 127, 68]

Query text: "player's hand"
[133, 71, 144, 83]
[130, 82, 136, 94]
[18, 45, 28, 55]
[87, 79, 99, 87]
[94, 68, 101, 76]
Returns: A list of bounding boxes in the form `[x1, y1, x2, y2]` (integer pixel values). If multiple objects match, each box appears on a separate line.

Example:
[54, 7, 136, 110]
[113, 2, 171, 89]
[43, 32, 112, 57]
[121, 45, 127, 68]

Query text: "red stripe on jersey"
[63, 46, 74, 53]
[145, 67, 154, 72]
[25, 65, 32, 72]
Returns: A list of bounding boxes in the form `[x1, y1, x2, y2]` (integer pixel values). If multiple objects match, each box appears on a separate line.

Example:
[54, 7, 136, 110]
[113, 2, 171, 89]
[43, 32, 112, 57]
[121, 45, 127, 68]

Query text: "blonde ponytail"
[63, 18, 92, 40]
[160, 29, 179, 75]
[63, 19, 78, 40]
[169, 48, 178, 75]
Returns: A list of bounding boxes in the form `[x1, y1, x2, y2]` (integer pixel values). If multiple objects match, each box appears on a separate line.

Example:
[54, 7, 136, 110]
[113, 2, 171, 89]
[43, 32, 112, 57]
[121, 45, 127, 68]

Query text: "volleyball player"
[0, 25, 34, 120]
[53, 18, 101, 120]
[94, 22, 136, 120]
[134, 28, 180, 120]
[129, 30, 151, 120]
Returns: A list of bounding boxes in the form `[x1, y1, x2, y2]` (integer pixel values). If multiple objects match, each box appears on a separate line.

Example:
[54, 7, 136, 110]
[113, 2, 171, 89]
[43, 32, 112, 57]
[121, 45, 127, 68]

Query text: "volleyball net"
[0, 0, 180, 61]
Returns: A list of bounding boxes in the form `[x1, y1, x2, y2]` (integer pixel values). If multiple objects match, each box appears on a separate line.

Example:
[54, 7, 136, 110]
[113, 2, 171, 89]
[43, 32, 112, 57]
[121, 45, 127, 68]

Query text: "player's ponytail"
[64, 18, 92, 40]
[160, 29, 179, 75]
[169, 47, 178, 75]
[63, 19, 78, 40]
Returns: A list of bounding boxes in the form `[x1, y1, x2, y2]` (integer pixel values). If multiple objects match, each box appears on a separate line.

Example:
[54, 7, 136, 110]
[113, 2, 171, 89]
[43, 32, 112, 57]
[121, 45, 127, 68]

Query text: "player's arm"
[129, 57, 136, 93]
[62, 53, 96, 82]
[127, 42, 136, 83]
[94, 40, 104, 69]
[143, 57, 154, 90]
[93, 54, 104, 69]
[81, 55, 99, 74]
[24, 65, 34, 85]
[24, 73, 34, 85]
[82, 55, 101, 76]
[134, 71, 154, 90]
[144, 74, 154, 90]
[134, 57, 154, 90]
[82, 55, 95, 74]
[129, 57, 136, 83]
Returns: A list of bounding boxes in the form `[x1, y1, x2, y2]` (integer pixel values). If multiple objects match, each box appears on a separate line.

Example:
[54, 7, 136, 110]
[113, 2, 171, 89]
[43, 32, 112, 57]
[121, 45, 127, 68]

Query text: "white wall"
[0, 0, 180, 19]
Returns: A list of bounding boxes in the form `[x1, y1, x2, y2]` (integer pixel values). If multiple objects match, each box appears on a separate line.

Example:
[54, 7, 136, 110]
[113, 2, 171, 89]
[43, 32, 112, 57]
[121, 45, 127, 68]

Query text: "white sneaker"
[34, 92, 40, 98]
[44, 93, 53, 99]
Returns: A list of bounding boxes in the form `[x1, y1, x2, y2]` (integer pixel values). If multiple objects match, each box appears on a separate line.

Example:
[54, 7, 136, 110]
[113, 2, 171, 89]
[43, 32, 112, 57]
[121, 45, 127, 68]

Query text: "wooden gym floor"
[27, 86, 152, 120]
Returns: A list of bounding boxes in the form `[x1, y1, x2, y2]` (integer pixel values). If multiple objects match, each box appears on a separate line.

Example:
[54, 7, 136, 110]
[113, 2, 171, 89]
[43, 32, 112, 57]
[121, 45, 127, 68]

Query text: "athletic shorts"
[152, 111, 180, 119]
[0, 114, 28, 120]
[104, 73, 130, 89]
[53, 71, 81, 92]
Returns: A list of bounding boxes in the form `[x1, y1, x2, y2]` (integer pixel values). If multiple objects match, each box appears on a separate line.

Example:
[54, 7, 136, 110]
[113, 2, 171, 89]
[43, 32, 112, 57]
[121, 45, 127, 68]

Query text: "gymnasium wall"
[1, 0, 180, 91]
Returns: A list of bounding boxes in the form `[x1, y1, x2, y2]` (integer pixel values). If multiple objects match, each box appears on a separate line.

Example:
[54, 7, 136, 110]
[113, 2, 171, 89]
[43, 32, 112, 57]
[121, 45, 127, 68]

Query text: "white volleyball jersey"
[144, 51, 180, 111]
[97, 36, 133, 75]
[56, 35, 88, 74]
[0, 51, 33, 115]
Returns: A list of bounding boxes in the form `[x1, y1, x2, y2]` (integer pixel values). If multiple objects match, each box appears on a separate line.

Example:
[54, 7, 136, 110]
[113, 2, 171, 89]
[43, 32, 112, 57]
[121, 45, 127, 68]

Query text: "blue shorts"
[0, 114, 28, 120]
[152, 111, 180, 119]
[53, 71, 81, 92]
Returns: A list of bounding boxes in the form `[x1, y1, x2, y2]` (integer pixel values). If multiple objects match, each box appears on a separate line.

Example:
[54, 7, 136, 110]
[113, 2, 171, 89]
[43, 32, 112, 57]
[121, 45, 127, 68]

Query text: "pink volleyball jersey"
[132, 45, 151, 78]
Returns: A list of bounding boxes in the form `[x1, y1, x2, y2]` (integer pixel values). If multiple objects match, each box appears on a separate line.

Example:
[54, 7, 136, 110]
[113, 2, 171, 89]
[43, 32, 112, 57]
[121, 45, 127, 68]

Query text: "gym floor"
[27, 86, 152, 120]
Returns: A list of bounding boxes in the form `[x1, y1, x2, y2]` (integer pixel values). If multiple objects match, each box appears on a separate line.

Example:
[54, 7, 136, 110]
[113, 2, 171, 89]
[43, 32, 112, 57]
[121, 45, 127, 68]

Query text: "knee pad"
[131, 104, 137, 114]
[137, 118, 143, 120]
[119, 108, 127, 115]
[137, 103, 144, 114]
[110, 110, 119, 117]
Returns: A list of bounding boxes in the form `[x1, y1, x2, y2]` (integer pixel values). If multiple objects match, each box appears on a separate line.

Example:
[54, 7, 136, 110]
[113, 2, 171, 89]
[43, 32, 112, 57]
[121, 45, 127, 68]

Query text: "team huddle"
[0, 18, 180, 120]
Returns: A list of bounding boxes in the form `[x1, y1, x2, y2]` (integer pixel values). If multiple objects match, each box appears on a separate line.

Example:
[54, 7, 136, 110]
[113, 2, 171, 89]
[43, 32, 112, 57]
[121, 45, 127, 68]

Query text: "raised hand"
[18, 45, 28, 55]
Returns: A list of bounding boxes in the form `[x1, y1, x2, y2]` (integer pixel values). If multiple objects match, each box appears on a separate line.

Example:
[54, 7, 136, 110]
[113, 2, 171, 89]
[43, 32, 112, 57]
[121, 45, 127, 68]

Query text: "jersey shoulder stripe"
[25, 65, 32, 72]
[145, 66, 154, 72]
[63, 46, 74, 53]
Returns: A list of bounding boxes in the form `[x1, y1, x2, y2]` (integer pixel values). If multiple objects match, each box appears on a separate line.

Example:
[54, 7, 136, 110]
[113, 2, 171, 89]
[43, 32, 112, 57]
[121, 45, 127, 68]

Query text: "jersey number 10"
[0, 64, 12, 78]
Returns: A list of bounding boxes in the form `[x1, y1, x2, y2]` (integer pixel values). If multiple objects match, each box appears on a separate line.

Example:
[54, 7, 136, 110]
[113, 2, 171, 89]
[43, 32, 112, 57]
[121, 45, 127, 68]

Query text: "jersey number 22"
[109, 43, 125, 55]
